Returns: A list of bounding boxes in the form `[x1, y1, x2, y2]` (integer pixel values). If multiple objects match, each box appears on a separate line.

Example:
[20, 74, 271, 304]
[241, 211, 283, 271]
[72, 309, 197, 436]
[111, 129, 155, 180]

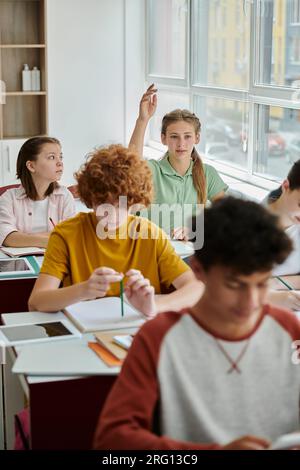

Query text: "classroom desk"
[0, 252, 41, 316]
[0, 238, 191, 317]
[0, 311, 132, 450]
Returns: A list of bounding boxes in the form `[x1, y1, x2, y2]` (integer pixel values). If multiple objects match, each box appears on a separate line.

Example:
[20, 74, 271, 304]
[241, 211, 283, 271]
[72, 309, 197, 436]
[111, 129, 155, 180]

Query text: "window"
[147, 0, 189, 84]
[255, 105, 300, 179]
[146, 0, 300, 186]
[290, 0, 300, 24]
[290, 37, 300, 64]
[149, 89, 190, 143]
[192, 0, 250, 90]
[194, 95, 248, 170]
[257, 0, 300, 87]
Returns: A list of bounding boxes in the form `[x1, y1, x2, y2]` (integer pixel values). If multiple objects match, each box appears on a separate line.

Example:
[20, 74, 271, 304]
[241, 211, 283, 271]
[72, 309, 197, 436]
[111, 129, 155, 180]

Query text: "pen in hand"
[120, 279, 124, 318]
[277, 276, 292, 290]
[49, 217, 56, 228]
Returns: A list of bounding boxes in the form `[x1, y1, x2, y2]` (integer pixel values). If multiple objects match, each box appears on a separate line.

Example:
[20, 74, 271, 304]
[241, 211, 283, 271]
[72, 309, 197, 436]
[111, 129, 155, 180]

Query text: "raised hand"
[138, 83, 158, 122]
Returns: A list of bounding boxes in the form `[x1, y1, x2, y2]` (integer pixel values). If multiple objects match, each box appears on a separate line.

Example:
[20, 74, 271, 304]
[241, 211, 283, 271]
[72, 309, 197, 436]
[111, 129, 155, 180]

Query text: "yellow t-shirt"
[40, 212, 190, 296]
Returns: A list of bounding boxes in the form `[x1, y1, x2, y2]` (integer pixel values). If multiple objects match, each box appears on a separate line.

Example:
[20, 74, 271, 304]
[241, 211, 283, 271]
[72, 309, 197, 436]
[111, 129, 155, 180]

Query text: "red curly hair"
[75, 145, 154, 208]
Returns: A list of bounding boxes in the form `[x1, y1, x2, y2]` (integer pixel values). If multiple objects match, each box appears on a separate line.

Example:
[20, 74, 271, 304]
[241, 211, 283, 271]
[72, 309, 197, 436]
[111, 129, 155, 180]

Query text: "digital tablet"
[0, 320, 81, 346]
[0, 258, 35, 276]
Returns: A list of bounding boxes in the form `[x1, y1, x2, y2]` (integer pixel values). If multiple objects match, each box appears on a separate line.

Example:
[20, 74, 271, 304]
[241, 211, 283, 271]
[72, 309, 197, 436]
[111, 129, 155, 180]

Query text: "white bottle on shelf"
[22, 64, 31, 91]
[31, 66, 41, 91]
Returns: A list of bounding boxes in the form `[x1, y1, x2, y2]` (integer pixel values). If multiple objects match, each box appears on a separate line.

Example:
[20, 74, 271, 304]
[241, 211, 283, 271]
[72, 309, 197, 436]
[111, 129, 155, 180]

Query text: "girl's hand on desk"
[171, 226, 189, 241]
[33, 232, 50, 248]
[125, 269, 156, 319]
[82, 267, 123, 300]
[267, 289, 300, 310]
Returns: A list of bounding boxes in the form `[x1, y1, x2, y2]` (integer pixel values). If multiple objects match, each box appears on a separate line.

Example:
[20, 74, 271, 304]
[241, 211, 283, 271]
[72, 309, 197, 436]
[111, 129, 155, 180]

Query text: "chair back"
[67, 185, 79, 198]
[0, 184, 20, 197]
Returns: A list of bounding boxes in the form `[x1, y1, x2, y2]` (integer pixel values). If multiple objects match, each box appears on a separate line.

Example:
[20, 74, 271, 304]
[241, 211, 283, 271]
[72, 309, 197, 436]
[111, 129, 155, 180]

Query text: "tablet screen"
[0, 258, 33, 275]
[1, 322, 73, 343]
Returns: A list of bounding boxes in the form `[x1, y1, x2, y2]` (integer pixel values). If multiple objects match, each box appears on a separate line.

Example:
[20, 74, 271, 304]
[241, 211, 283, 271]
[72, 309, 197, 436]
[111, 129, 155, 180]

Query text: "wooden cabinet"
[0, 138, 26, 184]
[0, 0, 48, 185]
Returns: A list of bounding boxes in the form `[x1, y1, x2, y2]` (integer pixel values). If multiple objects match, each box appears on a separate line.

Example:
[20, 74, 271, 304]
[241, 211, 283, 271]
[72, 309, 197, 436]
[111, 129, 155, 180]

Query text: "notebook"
[0, 246, 45, 257]
[63, 296, 145, 333]
[170, 240, 194, 258]
[113, 334, 134, 351]
[94, 331, 128, 360]
[88, 342, 123, 367]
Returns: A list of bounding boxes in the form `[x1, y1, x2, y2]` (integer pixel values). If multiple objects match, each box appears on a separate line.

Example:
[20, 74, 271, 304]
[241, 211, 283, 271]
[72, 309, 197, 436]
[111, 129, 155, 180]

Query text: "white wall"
[124, 0, 146, 143]
[47, 0, 145, 185]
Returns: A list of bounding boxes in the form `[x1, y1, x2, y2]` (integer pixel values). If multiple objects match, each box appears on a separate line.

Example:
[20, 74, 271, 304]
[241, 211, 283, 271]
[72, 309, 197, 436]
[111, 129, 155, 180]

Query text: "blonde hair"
[161, 109, 206, 204]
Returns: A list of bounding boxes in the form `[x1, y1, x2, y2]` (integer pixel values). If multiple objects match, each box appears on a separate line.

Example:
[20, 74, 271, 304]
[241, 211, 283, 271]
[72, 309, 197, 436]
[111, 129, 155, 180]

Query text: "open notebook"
[0, 246, 45, 257]
[63, 296, 145, 333]
[170, 240, 194, 258]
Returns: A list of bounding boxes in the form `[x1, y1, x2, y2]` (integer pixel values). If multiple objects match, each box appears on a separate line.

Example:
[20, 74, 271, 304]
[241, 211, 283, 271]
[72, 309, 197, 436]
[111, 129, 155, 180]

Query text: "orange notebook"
[88, 342, 122, 367]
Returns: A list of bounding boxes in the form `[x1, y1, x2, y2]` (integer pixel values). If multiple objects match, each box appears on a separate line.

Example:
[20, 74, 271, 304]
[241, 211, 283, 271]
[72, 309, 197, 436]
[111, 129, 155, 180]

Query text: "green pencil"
[277, 276, 292, 290]
[120, 279, 124, 317]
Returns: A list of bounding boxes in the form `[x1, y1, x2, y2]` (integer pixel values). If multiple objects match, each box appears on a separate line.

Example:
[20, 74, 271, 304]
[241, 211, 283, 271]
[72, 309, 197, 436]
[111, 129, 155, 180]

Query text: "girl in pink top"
[0, 136, 75, 248]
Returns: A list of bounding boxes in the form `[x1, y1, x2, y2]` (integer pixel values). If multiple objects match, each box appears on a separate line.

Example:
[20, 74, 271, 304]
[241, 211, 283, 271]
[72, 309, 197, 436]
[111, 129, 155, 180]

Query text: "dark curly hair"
[194, 197, 292, 274]
[75, 144, 153, 208]
[268, 159, 300, 202]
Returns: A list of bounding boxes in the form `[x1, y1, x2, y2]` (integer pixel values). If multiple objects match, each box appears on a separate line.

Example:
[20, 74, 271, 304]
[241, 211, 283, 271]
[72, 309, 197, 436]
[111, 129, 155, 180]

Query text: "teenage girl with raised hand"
[129, 84, 228, 239]
[265, 160, 300, 310]
[0, 136, 75, 248]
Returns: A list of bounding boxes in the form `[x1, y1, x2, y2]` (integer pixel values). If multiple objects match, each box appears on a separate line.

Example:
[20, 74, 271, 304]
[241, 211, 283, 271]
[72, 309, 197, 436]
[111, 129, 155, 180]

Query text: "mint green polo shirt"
[142, 155, 228, 235]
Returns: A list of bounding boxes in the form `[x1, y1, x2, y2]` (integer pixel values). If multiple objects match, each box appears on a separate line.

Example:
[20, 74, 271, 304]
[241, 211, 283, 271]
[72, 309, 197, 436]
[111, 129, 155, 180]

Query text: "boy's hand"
[125, 269, 156, 319]
[223, 435, 271, 450]
[83, 267, 123, 300]
[171, 226, 189, 241]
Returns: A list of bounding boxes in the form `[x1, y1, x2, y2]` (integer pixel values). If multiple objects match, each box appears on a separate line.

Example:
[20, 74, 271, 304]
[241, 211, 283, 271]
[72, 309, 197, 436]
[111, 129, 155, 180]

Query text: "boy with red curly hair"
[29, 145, 200, 316]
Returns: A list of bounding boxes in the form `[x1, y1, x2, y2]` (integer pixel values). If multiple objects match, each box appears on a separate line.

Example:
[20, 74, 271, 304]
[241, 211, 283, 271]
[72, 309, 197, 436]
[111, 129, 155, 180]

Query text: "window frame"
[146, 0, 190, 87]
[145, 0, 300, 189]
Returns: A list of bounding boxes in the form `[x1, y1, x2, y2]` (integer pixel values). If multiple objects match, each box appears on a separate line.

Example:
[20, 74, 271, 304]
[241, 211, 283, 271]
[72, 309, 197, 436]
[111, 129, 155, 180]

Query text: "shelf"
[2, 136, 37, 141]
[5, 92, 46, 96]
[0, 48, 46, 92]
[0, 44, 46, 48]
[0, 0, 47, 145]
[2, 95, 47, 138]
[0, 1, 45, 44]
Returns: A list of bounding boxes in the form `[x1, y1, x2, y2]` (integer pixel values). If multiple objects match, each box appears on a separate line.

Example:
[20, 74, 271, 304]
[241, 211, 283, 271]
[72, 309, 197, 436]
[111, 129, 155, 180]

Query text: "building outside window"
[146, 0, 300, 186]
